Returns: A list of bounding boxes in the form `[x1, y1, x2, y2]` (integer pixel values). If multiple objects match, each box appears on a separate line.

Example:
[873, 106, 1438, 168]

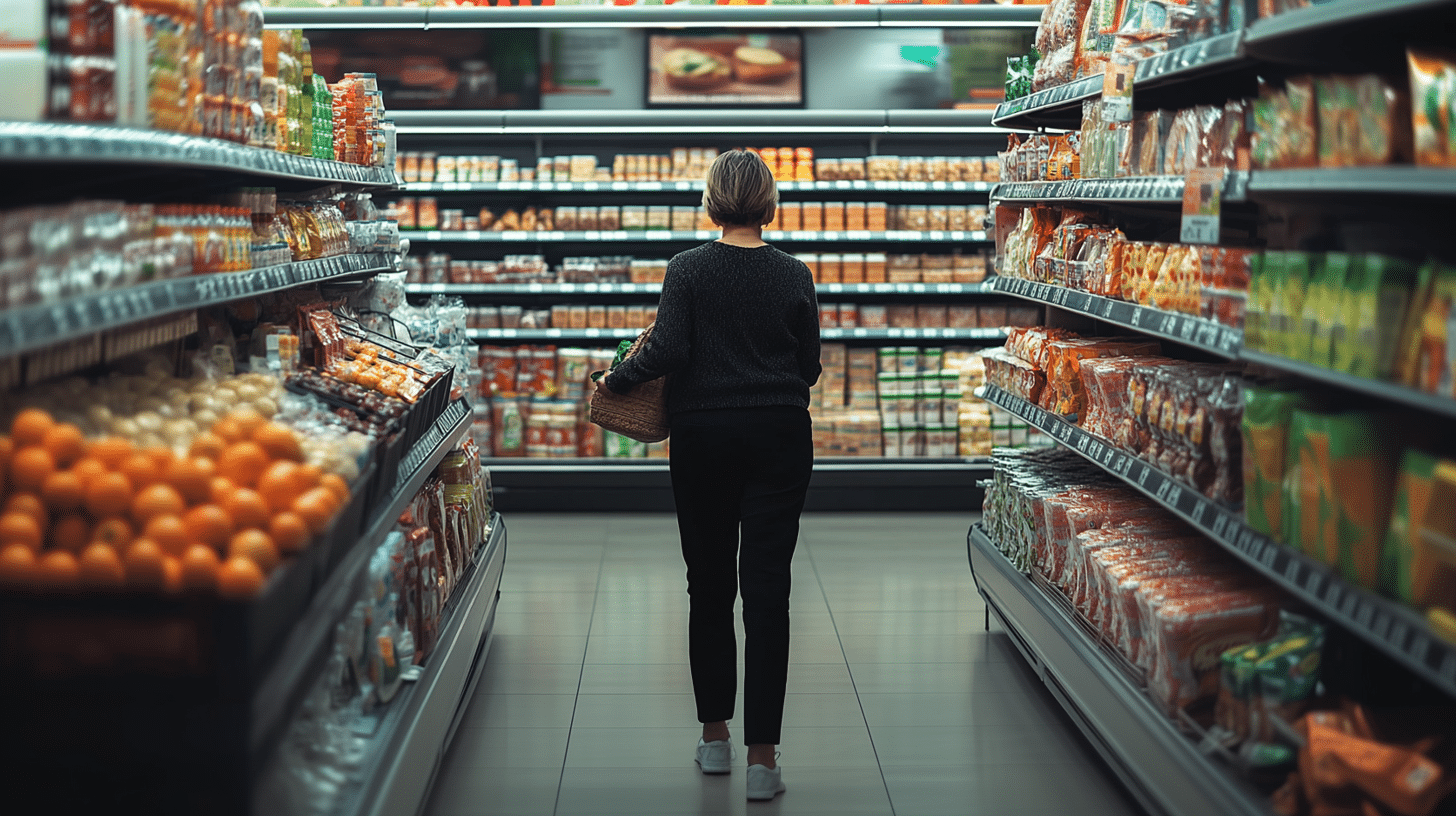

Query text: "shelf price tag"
[1102, 60, 1136, 123]
[1180, 167, 1225, 245]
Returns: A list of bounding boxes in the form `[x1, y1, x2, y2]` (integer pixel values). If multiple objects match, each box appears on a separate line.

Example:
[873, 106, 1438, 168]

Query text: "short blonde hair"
[702, 149, 778, 227]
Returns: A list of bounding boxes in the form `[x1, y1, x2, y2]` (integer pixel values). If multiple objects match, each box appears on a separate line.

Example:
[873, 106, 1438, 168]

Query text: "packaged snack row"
[1252, 73, 1411, 170]
[1028, 0, 1245, 94]
[983, 447, 1284, 715]
[799, 251, 992, 284]
[463, 303, 660, 331]
[995, 204, 1252, 326]
[816, 301, 1040, 330]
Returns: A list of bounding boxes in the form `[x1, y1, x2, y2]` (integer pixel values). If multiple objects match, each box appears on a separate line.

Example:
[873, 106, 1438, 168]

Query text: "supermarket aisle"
[424, 513, 1144, 816]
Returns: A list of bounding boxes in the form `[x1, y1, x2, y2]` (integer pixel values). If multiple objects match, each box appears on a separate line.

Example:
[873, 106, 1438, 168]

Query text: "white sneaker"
[747, 764, 785, 801]
[695, 738, 732, 774]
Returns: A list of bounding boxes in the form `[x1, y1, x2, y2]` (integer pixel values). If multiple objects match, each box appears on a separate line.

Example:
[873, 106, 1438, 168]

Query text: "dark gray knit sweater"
[604, 241, 822, 414]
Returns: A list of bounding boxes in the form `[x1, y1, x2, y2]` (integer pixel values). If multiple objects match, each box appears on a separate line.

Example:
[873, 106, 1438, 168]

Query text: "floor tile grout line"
[551, 534, 609, 816]
[802, 535, 899, 816]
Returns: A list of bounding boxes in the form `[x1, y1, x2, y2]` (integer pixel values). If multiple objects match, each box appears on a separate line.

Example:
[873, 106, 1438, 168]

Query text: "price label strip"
[1101, 60, 1136, 123]
[1180, 167, 1226, 245]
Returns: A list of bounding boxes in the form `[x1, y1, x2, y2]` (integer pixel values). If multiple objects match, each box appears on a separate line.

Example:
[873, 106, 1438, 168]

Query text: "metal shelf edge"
[1239, 349, 1456, 421]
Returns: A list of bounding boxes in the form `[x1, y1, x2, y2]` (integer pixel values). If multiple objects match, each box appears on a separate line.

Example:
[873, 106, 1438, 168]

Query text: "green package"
[1383, 448, 1443, 601]
[1250, 613, 1324, 746]
[1217, 642, 1266, 742]
[1282, 408, 1330, 557]
[1395, 260, 1440, 388]
[1245, 252, 1268, 351]
[1242, 386, 1310, 539]
[1350, 254, 1417, 380]
[1324, 412, 1400, 587]
[1310, 253, 1352, 369]
[1275, 252, 1313, 361]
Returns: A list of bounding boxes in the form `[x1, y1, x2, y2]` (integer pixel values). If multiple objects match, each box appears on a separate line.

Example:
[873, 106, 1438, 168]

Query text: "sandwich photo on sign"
[647, 31, 803, 108]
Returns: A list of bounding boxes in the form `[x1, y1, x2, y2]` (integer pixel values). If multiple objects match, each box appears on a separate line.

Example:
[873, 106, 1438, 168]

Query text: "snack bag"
[1244, 252, 1268, 351]
[1271, 252, 1313, 361]
[1383, 448, 1443, 603]
[1354, 74, 1413, 166]
[1408, 47, 1456, 167]
[1395, 260, 1440, 389]
[1408, 458, 1456, 612]
[1415, 262, 1456, 397]
[1315, 76, 1359, 168]
[1282, 408, 1331, 559]
[1299, 253, 1348, 368]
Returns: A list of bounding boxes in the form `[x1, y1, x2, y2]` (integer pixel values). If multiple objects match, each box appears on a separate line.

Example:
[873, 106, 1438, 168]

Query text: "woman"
[596, 149, 820, 802]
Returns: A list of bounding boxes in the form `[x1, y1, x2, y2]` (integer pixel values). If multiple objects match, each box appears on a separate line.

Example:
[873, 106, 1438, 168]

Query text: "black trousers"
[669, 405, 813, 747]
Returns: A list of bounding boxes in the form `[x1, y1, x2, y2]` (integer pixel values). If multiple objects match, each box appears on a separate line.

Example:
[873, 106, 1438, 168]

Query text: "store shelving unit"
[407, 229, 991, 244]
[990, 173, 1251, 205]
[990, 169, 1456, 206]
[408, 281, 996, 297]
[264, 3, 1044, 30]
[977, 383, 1456, 698]
[388, 108, 1010, 136]
[403, 179, 997, 194]
[465, 326, 1006, 343]
[0, 252, 395, 358]
[966, 524, 1270, 816]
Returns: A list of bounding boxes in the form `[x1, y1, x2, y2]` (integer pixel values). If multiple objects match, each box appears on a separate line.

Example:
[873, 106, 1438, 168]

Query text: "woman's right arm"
[796, 269, 822, 387]
[603, 259, 691, 393]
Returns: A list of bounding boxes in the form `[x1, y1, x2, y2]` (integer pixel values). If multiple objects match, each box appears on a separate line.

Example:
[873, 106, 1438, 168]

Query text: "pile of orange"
[0, 407, 350, 599]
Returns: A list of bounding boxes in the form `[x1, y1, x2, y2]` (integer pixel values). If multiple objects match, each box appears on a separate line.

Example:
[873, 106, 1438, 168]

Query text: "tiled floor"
[424, 513, 1146, 816]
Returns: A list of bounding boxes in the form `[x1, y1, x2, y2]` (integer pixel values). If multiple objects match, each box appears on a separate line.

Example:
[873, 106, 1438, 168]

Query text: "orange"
[51, 513, 91, 554]
[231, 409, 267, 440]
[188, 432, 227, 461]
[268, 512, 310, 555]
[223, 488, 270, 531]
[297, 463, 324, 489]
[209, 476, 236, 506]
[293, 487, 341, 535]
[218, 442, 269, 489]
[143, 514, 190, 558]
[0, 512, 43, 552]
[71, 456, 107, 487]
[319, 473, 350, 505]
[77, 542, 125, 588]
[4, 493, 48, 531]
[88, 436, 134, 469]
[119, 453, 160, 489]
[0, 436, 14, 476]
[165, 456, 216, 505]
[10, 408, 55, 448]
[41, 423, 86, 468]
[86, 471, 133, 519]
[90, 517, 134, 551]
[217, 555, 265, 599]
[36, 549, 79, 590]
[10, 446, 55, 493]
[143, 446, 176, 471]
[228, 528, 280, 573]
[211, 416, 246, 445]
[131, 483, 185, 527]
[180, 544, 221, 592]
[182, 504, 233, 551]
[253, 423, 304, 462]
[0, 542, 37, 588]
[123, 538, 167, 590]
[40, 470, 86, 512]
[161, 555, 183, 594]
[257, 461, 303, 513]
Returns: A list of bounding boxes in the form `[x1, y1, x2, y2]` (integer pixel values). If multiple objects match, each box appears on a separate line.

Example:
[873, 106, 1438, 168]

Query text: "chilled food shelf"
[989, 278, 1241, 358]
[992, 31, 1246, 131]
[400, 179, 996, 194]
[1241, 349, 1456, 421]
[407, 281, 996, 297]
[329, 514, 506, 816]
[991, 173, 1251, 206]
[0, 253, 396, 359]
[263, 4, 1043, 30]
[467, 327, 1006, 342]
[0, 122, 397, 188]
[409, 229, 989, 244]
[249, 398, 473, 757]
[977, 383, 1456, 699]
[966, 525, 1271, 816]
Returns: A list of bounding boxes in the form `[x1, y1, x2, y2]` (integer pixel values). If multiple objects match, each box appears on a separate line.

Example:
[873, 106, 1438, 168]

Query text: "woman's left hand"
[594, 370, 614, 398]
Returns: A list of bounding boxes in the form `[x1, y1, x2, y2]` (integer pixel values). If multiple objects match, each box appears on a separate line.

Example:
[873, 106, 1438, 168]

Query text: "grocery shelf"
[408, 229, 989, 243]
[407, 281, 996, 297]
[250, 398, 473, 758]
[1240, 349, 1456, 421]
[990, 277, 1241, 358]
[390, 108, 1007, 136]
[264, 4, 1043, 30]
[990, 172, 1251, 205]
[1243, 0, 1456, 63]
[399, 179, 996, 194]
[0, 121, 397, 188]
[467, 326, 1006, 342]
[992, 31, 1246, 131]
[332, 514, 506, 816]
[0, 253, 395, 359]
[978, 383, 1456, 699]
[966, 524, 1270, 816]
[485, 456, 990, 472]
[1246, 167, 1456, 199]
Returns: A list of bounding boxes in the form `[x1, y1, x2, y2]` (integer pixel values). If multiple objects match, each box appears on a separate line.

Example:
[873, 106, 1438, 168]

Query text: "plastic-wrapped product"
[1408, 48, 1456, 167]
[1141, 582, 1281, 713]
